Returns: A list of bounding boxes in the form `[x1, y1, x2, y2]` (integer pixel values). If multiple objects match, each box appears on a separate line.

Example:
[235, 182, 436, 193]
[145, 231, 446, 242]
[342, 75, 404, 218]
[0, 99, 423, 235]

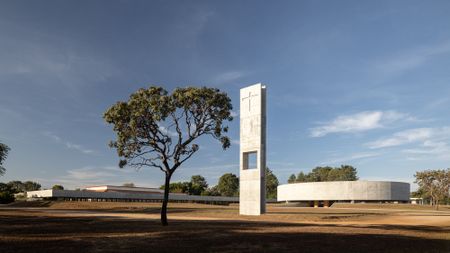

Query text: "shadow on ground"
[0, 214, 448, 253]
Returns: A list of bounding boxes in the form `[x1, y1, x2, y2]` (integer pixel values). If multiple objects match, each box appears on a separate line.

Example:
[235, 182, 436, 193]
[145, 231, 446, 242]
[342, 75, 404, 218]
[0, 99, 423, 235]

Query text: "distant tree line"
[288, 165, 358, 183]
[413, 169, 449, 209]
[161, 167, 279, 199]
[0, 180, 42, 204]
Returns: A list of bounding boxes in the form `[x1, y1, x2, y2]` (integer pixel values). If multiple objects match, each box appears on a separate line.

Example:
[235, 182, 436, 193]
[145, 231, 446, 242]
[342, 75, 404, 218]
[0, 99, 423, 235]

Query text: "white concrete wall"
[277, 181, 410, 202]
[26, 189, 239, 202]
[239, 83, 266, 215]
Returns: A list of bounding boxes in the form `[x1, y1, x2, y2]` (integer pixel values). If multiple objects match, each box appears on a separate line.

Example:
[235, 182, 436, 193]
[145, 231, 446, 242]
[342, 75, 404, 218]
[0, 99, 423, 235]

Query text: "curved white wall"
[277, 181, 410, 201]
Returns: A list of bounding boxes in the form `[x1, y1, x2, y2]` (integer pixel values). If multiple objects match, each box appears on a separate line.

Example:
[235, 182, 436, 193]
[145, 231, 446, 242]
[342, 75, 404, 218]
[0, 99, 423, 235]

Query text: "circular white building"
[277, 181, 410, 207]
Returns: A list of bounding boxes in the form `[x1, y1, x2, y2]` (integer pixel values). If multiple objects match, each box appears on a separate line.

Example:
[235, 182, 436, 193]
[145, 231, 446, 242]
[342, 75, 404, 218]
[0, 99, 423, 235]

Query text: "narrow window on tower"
[243, 151, 257, 170]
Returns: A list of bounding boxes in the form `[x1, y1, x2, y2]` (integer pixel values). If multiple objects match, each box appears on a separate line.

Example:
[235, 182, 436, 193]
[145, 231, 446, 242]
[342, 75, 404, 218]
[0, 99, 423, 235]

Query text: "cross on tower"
[241, 91, 258, 111]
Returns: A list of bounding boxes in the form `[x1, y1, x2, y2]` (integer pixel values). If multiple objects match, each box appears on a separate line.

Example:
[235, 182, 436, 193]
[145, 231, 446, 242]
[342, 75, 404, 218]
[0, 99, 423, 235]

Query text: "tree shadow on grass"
[0, 215, 449, 253]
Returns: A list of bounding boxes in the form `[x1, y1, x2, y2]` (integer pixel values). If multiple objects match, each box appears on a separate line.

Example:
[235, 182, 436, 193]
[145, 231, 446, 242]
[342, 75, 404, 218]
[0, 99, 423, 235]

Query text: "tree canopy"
[217, 173, 239, 197]
[415, 169, 450, 209]
[189, 175, 208, 195]
[266, 167, 279, 199]
[0, 142, 10, 176]
[52, 185, 64, 190]
[161, 174, 208, 195]
[7, 180, 41, 193]
[104, 86, 233, 226]
[122, 182, 135, 187]
[288, 165, 358, 183]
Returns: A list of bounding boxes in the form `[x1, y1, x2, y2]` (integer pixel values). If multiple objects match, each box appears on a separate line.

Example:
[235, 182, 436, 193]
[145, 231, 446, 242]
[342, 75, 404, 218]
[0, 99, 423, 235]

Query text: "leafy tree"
[217, 173, 239, 197]
[52, 185, 64, 190]
[159, 175, 208, 195]
[287, 174, 296, 183]
[6, 180, 41, 193]
[23, 181, 41, 191]
[266, 167, 279, 199]
[296, 172, 308, 182]
[189, 175, 208, 195]
[201, 185, 220, 196]
[0, 191, 14, 204]
[0, 182, 10, 192]
[104, 86, 233, 226]
[0, 142, 10, 176]
[415, 169, 450, 210]
[122, 182, 135, 187]
[310, 166, 333, 182]
[337, 165, 358, 181]
[411, 187, 431, 204]
[290, 165, 359, 183]
[168, 182, 191, 193]
[0, 182, 15, 204]
[7, 181, 24, 193]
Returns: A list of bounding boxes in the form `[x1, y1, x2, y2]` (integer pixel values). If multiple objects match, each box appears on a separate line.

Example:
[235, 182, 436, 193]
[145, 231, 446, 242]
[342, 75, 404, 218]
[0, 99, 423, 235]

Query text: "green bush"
[0, 191, 15, 204]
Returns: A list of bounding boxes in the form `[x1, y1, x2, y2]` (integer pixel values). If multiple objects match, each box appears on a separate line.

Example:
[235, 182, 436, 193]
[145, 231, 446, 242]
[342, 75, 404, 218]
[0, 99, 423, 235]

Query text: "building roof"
[84, 185, 164, 194]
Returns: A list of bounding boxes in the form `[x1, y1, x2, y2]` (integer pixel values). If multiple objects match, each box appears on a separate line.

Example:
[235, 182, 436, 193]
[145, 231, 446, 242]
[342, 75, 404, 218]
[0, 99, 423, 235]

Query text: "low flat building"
[85, 185, 165, 194]
[278, 180, 410, 207]
[26, 185, 237, 204]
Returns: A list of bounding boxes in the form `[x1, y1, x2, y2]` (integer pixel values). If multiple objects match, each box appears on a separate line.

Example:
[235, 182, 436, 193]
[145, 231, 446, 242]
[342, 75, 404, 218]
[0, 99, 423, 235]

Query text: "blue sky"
[1, 0, 450, 190]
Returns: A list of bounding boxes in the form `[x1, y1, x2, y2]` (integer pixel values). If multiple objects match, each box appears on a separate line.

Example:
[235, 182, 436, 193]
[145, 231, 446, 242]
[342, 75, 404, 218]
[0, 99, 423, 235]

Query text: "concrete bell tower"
[239, 83, 266, 215]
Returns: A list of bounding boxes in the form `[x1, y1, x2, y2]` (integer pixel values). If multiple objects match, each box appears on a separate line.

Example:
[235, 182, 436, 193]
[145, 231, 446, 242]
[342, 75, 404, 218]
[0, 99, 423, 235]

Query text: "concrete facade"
[85, 185, 165, 194]
[277, 181, 410, 203]
[26, 189, 239, 203]
[239, 83, 266, 215]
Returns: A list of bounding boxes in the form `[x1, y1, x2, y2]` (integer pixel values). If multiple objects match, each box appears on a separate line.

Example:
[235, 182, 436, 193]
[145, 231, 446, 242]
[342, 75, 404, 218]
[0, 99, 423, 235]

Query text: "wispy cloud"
[213, 71, 246, 85]
[374, 41, 450, 77]
[310, 110, 411, 137]
[65, 142, 94, 154]
[66, 166, 117, 180]
[320, 152, 381, 165]
[43, 131, 95, 155]
[367, 128, 433, 149]
[37, 165, 158, 189]
[367, 127, 450, 161]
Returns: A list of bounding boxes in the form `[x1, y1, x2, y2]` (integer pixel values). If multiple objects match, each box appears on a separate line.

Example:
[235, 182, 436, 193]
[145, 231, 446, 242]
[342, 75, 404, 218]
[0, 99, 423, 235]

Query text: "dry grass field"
[0, 201, 449, 253]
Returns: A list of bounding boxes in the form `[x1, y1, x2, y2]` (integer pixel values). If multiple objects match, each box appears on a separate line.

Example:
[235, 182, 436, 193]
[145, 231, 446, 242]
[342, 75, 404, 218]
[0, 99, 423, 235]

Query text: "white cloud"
[42, 131, 61, 142]
[65, 142, 94, 154]
[374, 41, 450, 76]
[66, 167, 116, 180]
[320, 152, 381, 165]
[367, 127, 450, 160]
[213, 71, 245, 85]
[42, 131, 95, 155]
[38, 165, 150, 189]
[402, 140, 450, 161]
[367, 128, 433, 149]
[310, 110, 410, 137]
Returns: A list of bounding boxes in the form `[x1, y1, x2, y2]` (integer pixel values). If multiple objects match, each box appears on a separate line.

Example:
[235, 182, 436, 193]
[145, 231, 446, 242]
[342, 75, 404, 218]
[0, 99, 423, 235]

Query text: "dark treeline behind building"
[288, 165, 358, 183]
[0, 180, 42, 203]
[162, 168, 279, 199]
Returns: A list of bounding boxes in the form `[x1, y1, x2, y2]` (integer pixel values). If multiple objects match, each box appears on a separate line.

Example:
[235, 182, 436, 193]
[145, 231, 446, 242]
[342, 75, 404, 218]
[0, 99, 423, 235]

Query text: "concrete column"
[324, 200, 330, 208]
[239, 83, 267, 216]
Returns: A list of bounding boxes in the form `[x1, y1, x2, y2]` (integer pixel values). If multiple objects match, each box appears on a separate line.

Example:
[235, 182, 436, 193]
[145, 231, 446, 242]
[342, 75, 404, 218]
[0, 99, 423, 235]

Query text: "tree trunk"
[161, 173, 172, 226]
